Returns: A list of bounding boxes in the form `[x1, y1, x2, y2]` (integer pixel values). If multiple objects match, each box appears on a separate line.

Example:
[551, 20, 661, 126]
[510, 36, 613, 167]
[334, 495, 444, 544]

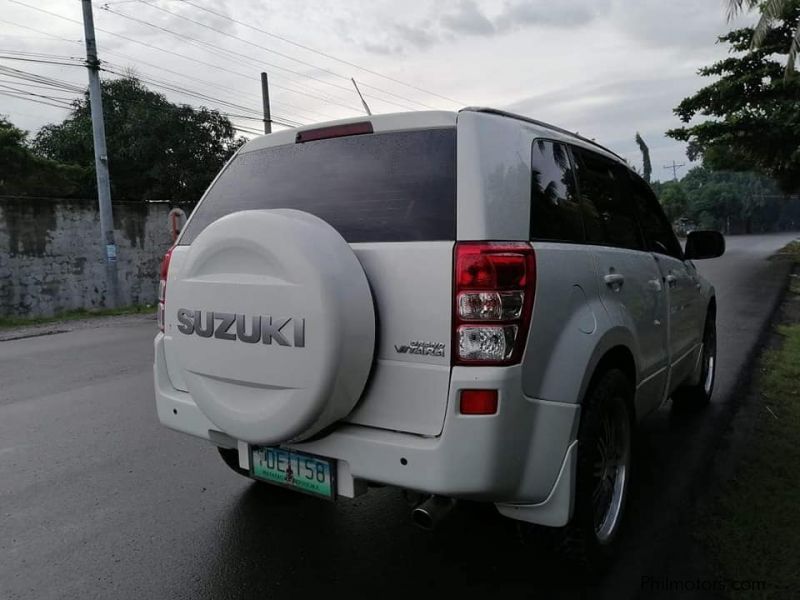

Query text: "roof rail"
[460, 107, 626, 163]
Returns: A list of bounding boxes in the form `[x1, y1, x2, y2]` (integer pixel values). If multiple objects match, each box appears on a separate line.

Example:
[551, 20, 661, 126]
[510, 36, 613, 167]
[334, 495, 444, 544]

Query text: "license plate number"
[250, 447, 336, 500]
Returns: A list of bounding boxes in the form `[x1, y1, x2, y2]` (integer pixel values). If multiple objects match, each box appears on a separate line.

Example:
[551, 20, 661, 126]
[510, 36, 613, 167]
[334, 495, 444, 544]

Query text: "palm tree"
[727, 0, 800, 75]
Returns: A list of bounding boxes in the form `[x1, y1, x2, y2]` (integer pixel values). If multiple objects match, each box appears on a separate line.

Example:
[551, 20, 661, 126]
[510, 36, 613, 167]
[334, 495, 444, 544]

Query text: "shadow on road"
[192, 400, 721, 600]
[200, 483, 595, 599]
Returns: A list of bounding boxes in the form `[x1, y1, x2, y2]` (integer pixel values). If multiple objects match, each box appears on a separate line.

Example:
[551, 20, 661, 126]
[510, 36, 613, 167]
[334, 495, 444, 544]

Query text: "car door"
[571, 147, 669, 417]
[627, 173, 703, 390]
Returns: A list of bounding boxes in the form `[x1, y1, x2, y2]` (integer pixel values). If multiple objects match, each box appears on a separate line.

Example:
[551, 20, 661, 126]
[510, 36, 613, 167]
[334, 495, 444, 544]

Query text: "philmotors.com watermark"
[641, 575, 768, 594]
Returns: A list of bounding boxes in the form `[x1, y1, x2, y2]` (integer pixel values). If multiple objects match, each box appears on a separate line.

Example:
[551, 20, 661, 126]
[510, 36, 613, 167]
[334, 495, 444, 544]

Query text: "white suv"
[154, 108, 724, 566]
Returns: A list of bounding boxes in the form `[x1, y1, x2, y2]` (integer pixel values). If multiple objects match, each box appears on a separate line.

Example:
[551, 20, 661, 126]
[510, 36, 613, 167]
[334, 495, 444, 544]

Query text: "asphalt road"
[1, 232, 797, 600]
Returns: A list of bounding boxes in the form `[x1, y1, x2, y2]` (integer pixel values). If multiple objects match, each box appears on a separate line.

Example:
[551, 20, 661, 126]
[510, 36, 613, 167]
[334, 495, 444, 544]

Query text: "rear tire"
[672, 312, 716, 410]
[556, 368, 634, 573]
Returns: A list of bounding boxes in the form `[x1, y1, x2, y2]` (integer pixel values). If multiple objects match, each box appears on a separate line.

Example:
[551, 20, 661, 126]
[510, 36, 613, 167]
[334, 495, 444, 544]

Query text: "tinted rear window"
[179, 128, 456, 244]
[530, 139, 584, 243]
[573, 148, 643, 251]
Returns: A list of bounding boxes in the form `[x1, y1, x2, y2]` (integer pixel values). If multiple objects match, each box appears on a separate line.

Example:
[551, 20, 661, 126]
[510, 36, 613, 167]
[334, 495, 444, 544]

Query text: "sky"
[0, 0, 755, 182]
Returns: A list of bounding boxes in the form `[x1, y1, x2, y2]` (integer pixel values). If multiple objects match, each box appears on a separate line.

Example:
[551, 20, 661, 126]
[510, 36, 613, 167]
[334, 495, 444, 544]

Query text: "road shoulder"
[696, 250, 800, 598]
[0, 310, 155, 342]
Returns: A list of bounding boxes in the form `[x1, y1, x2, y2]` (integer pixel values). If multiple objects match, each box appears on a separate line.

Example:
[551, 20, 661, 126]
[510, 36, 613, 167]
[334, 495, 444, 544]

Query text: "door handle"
[665, 274, 678, 288]
[604, 273, 625, 288]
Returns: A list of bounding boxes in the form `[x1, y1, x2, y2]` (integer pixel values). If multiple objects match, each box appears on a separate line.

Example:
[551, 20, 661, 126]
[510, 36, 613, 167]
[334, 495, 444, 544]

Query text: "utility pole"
[81, 0, 119, 308]
[261, 72, 271, 134]
[663, 160, 686, 182]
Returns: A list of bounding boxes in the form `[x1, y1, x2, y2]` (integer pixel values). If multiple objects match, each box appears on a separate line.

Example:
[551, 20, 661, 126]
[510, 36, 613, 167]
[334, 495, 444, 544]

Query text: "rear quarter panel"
[456, 111, 532, 240]
[521, 243, 641, 406]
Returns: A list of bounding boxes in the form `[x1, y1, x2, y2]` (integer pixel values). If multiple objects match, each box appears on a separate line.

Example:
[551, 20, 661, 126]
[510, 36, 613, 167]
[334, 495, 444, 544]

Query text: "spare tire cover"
[168, 209, 375, 445]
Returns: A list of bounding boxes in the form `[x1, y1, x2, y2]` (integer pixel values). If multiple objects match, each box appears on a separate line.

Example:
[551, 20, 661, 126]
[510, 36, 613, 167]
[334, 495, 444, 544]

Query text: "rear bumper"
[155, 334, 579, 512]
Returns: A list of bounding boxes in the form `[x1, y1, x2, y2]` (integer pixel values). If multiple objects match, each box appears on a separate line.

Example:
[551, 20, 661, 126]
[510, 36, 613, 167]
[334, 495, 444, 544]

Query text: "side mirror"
[684, 230, 725, 260]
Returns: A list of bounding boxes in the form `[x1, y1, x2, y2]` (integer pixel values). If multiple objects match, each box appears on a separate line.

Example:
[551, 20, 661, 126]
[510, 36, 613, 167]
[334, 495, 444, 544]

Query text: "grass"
[772, 240, 800, 262]
[0, 304, 154, 330]
[700, 245, 800, 599]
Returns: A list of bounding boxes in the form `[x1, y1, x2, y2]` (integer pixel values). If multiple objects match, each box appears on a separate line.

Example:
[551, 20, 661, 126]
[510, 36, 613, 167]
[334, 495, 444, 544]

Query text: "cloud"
[147, 0, 238, 37]
[495, 0, 609, 31]
[503, 75, 706, 179]
[607, 0, 734, 52]
[0, 0, 735, 174]
[394, 22, 439, 51]
[371, 0, 610, 55]
[440, 0, 496, 36]
[360, 40, 403, 56]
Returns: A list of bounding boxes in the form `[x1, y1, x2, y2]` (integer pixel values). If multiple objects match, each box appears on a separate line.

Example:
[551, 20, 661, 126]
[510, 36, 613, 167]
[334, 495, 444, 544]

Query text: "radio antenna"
[351, 78, 372, 115]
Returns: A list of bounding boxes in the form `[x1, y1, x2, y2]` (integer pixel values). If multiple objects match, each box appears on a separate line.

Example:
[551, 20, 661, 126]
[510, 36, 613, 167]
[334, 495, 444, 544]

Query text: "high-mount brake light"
[157, 247, 174, 332]
[453, 242, 536, 366]
[295, 121, 373, 143]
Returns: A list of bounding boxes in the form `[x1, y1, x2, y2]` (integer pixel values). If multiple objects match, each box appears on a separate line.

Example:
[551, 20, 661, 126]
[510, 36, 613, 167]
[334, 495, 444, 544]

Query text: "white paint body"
[154, 109, 715, 526]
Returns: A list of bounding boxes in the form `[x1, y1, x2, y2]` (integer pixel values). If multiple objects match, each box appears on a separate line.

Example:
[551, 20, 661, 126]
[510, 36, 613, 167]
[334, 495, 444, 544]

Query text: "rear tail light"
[157, 247, 174, 332]
[453, 242, 536, 365]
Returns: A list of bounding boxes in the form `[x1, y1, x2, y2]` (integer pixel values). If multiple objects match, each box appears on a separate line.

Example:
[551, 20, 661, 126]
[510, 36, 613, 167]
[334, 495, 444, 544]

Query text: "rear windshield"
[179, 128, 456, 244]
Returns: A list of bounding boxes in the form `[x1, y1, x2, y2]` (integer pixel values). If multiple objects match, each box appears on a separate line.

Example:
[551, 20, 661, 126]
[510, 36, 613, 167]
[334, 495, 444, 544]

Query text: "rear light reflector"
[296, 121, 373, 143]
[460, 389, 498, 415]
[157, 247, 174, 332]
[453, 242, 535, 366]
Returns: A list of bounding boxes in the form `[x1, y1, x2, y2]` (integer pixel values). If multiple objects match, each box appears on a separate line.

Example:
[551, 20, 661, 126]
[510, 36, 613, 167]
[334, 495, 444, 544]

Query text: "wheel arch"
[707, 295, 717, 321]
[580, 339, 638, 420]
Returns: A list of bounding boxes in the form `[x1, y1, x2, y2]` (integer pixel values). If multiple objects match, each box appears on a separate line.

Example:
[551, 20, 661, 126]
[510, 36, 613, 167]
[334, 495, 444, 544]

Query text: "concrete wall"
[0, 199, 174, 317]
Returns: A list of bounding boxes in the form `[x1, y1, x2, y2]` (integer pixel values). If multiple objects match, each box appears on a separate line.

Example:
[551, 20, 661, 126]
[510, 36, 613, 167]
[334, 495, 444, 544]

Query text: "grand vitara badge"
[394, 340, 446, 357]
[175, 309, 305, 347]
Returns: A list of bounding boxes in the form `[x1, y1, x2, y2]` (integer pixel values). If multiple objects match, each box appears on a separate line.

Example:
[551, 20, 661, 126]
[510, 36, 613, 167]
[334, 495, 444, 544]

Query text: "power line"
[0, 18, 334, 123]
[0, 78, 80, 93]
[102, 63, 264, 117]
[102, 25, 363, 113]
[102, 3, 424, 112]
[0, 54, 83, 67]
[0, 61, 300, 134]
[103, 41, 362, 115]
[0, 82, 76, 102]
[0, 49, 82, 61]
[100, 63, 305, 127]
[175, 0, 464, 107]
[135, 1, 439, 111]
[101, 49, 334, 123]
[0, 17, 82, 44]
[233, 126, 265, 136]
[136, 1, 438, 111]
[6, 2, 365, 115]
[0, 89, 73, 109]
[0, 65, 85, 93]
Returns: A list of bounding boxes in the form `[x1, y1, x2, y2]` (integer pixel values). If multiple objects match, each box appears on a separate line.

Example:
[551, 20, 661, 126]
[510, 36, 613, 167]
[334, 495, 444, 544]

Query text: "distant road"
[0, 231, 796, 600]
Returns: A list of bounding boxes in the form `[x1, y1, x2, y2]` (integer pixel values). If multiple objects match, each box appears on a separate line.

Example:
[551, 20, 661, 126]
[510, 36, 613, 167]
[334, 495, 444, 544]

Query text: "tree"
[727, 0, 800, 75]
[651, 166, 792, 233]
[634, 132, 652, 183]
[667, 11, 800, 193]
[0, 117, 89, 197]
[33, 77, 245, 202]
[651, 180, 687, 222]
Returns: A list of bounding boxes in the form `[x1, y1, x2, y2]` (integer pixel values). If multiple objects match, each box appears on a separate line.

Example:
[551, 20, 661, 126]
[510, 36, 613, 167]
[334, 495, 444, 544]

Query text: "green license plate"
[250, 447, 336, 500]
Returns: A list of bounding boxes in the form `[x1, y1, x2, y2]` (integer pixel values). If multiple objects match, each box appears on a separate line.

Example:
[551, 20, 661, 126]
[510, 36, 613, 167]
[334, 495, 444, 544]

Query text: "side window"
[530, 140, 584, 243]
[627, 173, 684, 259]
[573, 148, 643, 250]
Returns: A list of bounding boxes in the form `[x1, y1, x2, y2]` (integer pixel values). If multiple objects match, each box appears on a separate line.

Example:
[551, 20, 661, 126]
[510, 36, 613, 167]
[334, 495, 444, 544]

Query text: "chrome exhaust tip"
[411, 495, 456, 530]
